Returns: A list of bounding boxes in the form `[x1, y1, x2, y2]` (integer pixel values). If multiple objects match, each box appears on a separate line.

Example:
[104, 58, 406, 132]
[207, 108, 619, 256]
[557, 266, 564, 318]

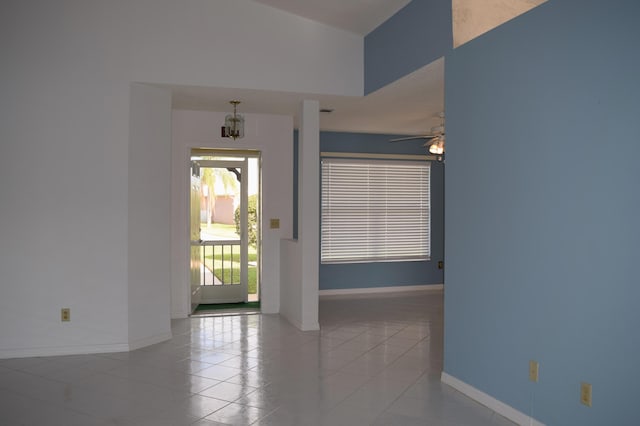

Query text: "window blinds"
[321, 157, 430, 264]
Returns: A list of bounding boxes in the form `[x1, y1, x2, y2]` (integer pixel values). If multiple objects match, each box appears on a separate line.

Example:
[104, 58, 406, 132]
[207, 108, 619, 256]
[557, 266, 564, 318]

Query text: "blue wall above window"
[364, 0, 452, 94]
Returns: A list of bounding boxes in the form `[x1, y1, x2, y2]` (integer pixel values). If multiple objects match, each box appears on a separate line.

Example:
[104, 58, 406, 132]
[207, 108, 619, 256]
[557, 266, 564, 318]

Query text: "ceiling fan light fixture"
[429, 137, 445, 155]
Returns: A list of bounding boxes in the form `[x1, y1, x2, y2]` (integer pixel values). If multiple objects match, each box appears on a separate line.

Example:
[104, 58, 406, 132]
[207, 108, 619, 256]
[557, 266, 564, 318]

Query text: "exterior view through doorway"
[189, 150, 260, 313]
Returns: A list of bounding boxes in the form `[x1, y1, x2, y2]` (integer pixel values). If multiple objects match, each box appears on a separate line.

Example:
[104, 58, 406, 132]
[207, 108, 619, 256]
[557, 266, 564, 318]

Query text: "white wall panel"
[0, 0, 358, 357]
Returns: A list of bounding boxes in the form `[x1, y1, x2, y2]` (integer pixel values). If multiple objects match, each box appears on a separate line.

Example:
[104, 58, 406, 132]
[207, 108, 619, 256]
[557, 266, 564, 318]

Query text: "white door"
[189, 162, 202, 312]
[194, 159, 248, 304]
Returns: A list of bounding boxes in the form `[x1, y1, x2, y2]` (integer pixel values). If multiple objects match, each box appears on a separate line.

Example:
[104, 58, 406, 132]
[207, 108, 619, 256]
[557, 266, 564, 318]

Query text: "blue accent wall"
[364, 0, 451, 94]
[319, 131, 444, 290]
[444, 1, 640, 424]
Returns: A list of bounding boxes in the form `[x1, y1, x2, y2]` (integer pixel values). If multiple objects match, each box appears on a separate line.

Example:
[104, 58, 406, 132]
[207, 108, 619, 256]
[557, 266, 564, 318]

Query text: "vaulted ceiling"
[171, 0, 546, 136]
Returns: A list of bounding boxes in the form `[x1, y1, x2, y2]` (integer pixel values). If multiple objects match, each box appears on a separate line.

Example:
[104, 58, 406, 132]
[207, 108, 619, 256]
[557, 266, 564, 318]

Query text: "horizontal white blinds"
[321, 157, 430, 264]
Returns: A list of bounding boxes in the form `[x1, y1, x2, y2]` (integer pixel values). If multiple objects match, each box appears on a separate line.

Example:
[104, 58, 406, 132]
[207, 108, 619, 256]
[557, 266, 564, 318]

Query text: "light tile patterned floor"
[0, 290, 515, 425]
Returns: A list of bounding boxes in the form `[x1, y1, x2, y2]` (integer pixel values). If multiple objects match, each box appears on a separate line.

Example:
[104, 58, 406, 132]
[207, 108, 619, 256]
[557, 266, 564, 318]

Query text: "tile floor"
[0, 290, 515, 425]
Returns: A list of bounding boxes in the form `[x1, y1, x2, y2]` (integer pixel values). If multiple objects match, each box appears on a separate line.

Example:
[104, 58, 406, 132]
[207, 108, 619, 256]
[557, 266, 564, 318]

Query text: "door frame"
[186, 149, 261, 312]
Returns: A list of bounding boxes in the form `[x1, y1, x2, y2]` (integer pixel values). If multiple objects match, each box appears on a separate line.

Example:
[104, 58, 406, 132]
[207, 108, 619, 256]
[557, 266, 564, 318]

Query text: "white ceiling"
[170, 0, 443, 137]
[253, 0, 412, 36]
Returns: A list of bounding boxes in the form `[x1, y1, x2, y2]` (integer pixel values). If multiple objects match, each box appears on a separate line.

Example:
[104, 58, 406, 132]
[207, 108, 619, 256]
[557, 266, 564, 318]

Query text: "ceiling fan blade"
[389, 135, 436, 142]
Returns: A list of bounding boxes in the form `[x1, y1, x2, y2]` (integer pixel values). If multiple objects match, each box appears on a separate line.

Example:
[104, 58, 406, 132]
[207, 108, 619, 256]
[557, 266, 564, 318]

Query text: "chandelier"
[222, 100, 244, 140]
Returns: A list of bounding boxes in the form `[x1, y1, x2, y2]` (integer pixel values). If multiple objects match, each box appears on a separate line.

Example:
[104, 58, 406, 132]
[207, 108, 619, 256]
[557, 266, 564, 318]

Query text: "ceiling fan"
[390, 112, 445, 155]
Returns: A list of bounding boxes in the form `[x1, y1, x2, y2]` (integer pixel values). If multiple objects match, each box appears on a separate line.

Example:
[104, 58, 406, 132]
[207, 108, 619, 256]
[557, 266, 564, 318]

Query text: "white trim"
[171, 309, 190, 319]
[128, 332, 173, 351]
[319, 284, 443, 297]
[0, 343, 130, 359]
[281, 313, 320, 331]
[441, 373, 545, 426]
[199, 298, 248, 305]
[321, 152, 437, 161]
[299, 321, 320, 331]
[0, 331, 174, 359]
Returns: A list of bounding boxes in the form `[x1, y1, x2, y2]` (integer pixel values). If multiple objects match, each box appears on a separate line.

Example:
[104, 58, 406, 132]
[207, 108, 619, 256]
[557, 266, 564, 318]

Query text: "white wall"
[280, 240, 303, 326]
[0, 3, 132, 357]
[125, 0, 364, 96]
[171, 110, 294, 317]
[280, 101, 320, 330]
[0, 0, 362, 357]
[128, 84, 173, 349]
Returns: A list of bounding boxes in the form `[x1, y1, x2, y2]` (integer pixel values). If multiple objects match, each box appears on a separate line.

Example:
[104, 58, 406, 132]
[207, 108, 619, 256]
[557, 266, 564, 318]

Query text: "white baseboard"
[128, 332, 172, 351]
[280, 312, 320, 331]
[441, 373, 545, 426]
[1, 331, 173, 359]
[319, 284, 443, 297]
[171, 309, 190, 319]
[299, 320, 320, 331]
[0, 343, 130, 359]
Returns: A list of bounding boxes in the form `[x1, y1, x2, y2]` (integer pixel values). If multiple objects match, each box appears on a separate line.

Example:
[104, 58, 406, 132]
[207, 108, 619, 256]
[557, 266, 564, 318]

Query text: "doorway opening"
[189, 149, 261, 312]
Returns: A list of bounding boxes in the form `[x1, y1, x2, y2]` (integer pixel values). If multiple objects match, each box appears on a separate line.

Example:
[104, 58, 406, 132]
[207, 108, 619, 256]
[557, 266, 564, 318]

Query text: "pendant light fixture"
[222, 100, 244, 140]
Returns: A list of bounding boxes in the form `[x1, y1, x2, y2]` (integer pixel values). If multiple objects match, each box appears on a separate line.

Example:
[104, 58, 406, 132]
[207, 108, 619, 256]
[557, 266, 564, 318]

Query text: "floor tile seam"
[321, 330, 370, 352]
[31, 368, 121, 387]
[359, 337, 414, 361]
[190, 372, 241, 383]
[247, 405, 280, 425]
[0, 366, 83, 389]
[123, 357, 199, 371]
[211, 380, 260, 394]
[65, 399, 137, 422]
[328, 395, 397, 420]
[1, 362, 65, 377]
[362, 365, 426, 423]
[7, 396, 102, 423]
[331, 337, 393, 371]
[93, 370, 206, 398]
[189, 380, 223, 395]
[326, 324, 421, 363]
[29, 356, 99, 371]
[0, 383, 80, 411]
[197, 389, 251, 405]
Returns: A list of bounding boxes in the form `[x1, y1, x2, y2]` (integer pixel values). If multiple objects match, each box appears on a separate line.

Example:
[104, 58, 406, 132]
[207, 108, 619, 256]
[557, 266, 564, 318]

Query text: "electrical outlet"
[270, 218, 280, 229]
[61, 308, 70, 322]
[528, 360, 539, 382]
[580, 382, 592, 407]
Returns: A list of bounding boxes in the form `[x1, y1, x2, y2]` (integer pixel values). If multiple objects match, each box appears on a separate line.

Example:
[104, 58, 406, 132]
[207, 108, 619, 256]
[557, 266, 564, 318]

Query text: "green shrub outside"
[234, 194, 258, 246]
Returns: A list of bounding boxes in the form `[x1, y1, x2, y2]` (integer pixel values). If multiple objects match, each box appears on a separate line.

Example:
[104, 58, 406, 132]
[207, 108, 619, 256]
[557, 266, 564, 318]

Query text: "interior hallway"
[0, 291, 514, 425]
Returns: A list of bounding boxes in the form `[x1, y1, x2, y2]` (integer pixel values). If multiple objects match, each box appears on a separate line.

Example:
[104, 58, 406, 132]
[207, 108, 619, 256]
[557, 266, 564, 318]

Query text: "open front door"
[189, 162, 202, 312]
[192, 159, 249, 304]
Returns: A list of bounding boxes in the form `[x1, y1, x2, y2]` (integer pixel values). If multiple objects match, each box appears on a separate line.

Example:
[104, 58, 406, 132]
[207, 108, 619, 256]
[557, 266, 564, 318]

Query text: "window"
[321, 156, 430, 264]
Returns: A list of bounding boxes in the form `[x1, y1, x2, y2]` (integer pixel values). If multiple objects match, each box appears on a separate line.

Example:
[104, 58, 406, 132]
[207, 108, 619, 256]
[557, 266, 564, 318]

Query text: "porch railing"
[194, 239, 241, 286]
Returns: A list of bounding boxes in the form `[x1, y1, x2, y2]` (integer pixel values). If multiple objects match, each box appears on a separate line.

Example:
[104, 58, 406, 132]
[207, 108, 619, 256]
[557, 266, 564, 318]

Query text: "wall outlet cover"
[528, 360, 539, 382]
[580, 382, 592, 407]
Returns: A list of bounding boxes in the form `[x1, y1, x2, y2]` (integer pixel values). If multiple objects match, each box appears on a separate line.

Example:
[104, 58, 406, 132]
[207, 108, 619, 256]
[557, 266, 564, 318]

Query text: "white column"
[297, 100, 320, 330]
